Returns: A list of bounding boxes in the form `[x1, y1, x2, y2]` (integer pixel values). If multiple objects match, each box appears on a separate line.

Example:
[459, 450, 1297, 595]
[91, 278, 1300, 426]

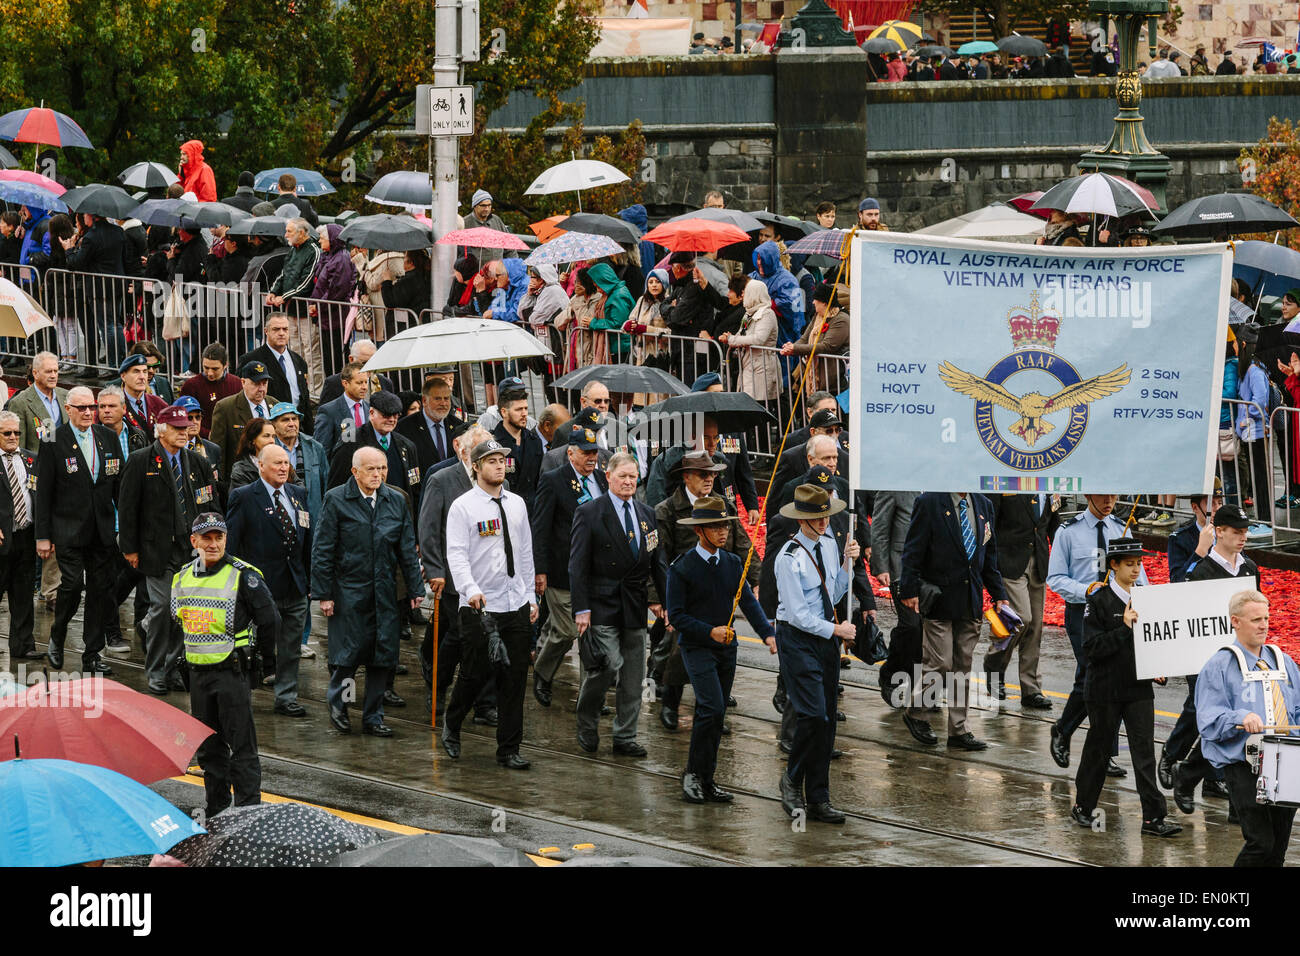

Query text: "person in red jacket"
[178, 140, 217, 203]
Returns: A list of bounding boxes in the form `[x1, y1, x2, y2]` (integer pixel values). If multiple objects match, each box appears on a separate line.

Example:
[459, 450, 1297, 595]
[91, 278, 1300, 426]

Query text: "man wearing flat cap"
[210, 361, 281, 473]
[119, 403, 219, 694]
[774, 483, 860, 824]
[668, 496, 775, 803]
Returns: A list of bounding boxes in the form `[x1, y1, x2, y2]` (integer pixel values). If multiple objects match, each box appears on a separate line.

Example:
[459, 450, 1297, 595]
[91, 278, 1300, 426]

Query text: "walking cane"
[430, 595, 440, 731]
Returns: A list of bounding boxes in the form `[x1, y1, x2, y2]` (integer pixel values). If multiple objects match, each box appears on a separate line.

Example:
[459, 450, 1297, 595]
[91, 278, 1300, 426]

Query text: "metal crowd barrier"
[1270, 404, 1300, 534]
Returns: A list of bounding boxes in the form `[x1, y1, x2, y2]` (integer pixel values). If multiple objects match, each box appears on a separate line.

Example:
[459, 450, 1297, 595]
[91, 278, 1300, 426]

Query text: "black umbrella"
[186, 202, 252, 229]
[862, 36, 902, 54]
[338, 213, 432, 252]
[1233, 240, 1300, 286]
[0, 145, 18, 170]
[243, 248, 289, 286]
[668, 207, 764, 233]
[169, 803, 386, 867]
[553, 364, 690, 396]
[60, 183, 139, 219]
[554, 212, 641, 244]
[916, 45, 953, 58]
[641, 391, 776, 433]
[330, 833, 534, 867]
[1154, 192, 1299, 238]
[131, 198, 195, 228]
[117, 161, 179, 190]
[364, 170, 434, 208]
[752, 211, 808, 242]
[997, 34, 1048, 57]
[227, 215, 292, 238]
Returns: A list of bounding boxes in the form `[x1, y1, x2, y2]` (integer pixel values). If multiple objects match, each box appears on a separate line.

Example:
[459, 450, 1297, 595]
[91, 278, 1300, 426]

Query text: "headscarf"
[452, 254, 479, 307]
[742, 277, 771, 313]
[521, 263, 569, 327]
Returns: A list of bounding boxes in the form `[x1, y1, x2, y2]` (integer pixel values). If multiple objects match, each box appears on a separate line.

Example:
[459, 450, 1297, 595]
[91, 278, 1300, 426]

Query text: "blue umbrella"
[524, 231, 623, 266]
[957, 40, 999, 55]
[0, 756, 204, 866]
[255, 167, 336, 196]
[0, 180, 67, 213]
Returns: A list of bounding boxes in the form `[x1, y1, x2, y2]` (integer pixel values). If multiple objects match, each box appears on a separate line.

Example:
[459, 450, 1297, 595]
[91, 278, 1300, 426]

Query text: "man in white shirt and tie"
[238, 313, 314, 434]
[440, 439, 538, 769]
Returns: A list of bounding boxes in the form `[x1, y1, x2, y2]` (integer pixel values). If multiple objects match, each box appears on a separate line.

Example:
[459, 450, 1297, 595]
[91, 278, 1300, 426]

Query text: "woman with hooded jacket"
[309, 223, 358, 377]
[586, 262, 634, 362]
[554, 267, 602, 371]
[720, 278, 781, 408]
[443, 253, 479, 317]
[750, 240, 806, 347]
[624, 267, 671, 368]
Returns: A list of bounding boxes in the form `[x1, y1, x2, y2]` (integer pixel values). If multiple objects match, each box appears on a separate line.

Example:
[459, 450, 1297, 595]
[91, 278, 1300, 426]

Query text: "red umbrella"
[1009, 191, 1051, 220]
[0, 678, 213, 784]
[437, 226, 529, 250]
[0, 107, 93, 149]
[641, 218, 750, 253]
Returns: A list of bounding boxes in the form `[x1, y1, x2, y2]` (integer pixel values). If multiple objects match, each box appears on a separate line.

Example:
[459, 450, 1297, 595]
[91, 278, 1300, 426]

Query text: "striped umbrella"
[524, 231, 623, 266]
[786, 228, 853, 259]
[0, 107, 93, 148]
[867, 19, 923, 50]
[1030, 172, 1158, 219]
[118, 161, 179, 190]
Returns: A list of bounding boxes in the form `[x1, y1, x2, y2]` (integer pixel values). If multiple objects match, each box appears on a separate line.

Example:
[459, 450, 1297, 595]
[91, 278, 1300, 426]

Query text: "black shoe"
[721, 720, 731, 736]
[146, 683, 169, 696]
[1141, 817, 1182, 837]
[660, 703, 679, 731]
[104, 638, 131, 656]
[600, 704, 612, 716]
[947, 732, 988, 751]
[382, 689, 406, 708]
[363, 722, 394, 737]
[394, 663, 408, 675]
[576, 731, 598, 753]
[533, 673, 552, 707]
[45, 649, 63, 670]
[274, 702, 307, 718]
[21, 650, 46, 660]
[1172, 763, 1197, 814]
[806, 802, 846, 824]
[1202, 777, 1230, 800]
[985, 671, 1005, 700]
[1071, 805, 1097, 829]
[772, 687, 787, 714]
[167, 676, 187, 691]
[1021, 692, 1052, 710]
[498, 753, 531, 770]
[400, 626, 412, 642]
[704, 782, 734, 803]
[329, 707, 352, 734]
[902, 712, 937, 745]
[1158, 748, 1175, 790]
[86, 659, 112, 675]
[1049, 724, 1070, 768]
[612, 740, 647, 757]
[1106, 758, 1127, 778]
[682, 772, 706, 804]
[778, 739, 793, 755]
[726, 695, 737, 708]
[440, 727, 460, 758]
[829, 748, 843, 760]
[836, 710, 846, 722]
[473, 708, 498, 726]
[779, 772, 805, 818]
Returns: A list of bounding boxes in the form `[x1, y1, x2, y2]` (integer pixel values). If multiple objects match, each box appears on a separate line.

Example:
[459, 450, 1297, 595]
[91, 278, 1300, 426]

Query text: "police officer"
[1197, 589, 1300, 866]
[172, 513, 280, 818]
[1046, 494, 1147, 773]
[667, 496, 774, 803]
[774, 484, 859, 824]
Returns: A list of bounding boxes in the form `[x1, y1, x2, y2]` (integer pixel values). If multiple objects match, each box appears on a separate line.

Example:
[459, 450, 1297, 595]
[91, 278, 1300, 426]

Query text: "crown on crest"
[1006, 291, 1062, 351]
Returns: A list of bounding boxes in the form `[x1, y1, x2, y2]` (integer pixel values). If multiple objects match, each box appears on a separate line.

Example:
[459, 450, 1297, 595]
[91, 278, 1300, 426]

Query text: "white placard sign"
[431, 86, 474, 136]
[1130, 576, 1257, 680]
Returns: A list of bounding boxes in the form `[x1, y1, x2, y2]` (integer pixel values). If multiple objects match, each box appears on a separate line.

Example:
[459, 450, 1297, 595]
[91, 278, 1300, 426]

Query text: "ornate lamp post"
[1079, 0, 1172, 211]
[779, 0, 858, 48]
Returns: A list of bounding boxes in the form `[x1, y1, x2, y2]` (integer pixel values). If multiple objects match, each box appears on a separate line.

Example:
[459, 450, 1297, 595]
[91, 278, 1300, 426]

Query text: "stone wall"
[641, 132, 775, 210]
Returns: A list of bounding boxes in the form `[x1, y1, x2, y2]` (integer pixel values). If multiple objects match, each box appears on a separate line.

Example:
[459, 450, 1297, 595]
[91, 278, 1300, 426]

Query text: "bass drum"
[1255, 735, 1300, 806]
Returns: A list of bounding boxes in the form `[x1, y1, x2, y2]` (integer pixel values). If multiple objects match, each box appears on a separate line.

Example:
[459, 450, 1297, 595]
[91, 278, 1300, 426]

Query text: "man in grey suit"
[870, 490, 920, 708]
[313, 360, 370, 461]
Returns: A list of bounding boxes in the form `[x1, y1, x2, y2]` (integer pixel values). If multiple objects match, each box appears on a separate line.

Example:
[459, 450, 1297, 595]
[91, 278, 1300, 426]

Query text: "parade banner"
[849, 233, 1233, 494]
[1129, 576, 1258, 679]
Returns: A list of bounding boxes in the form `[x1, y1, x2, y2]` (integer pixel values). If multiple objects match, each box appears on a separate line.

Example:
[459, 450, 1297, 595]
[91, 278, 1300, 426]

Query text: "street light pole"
[431, 0, 460, 319]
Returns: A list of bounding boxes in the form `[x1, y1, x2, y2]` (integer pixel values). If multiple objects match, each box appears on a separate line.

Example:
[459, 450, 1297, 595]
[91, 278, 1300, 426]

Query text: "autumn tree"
[1239, 117, 1300, 252]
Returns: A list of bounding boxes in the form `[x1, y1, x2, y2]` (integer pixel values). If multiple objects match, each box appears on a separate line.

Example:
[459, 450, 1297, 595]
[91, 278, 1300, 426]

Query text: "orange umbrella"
[529, 216, 567, 243]
[641, 218, 750, 253]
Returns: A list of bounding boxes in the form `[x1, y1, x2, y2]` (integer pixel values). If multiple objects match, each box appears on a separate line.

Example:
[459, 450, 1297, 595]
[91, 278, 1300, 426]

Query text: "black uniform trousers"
[1224, 761, 1296, 867]
[327, 661, 390, 729]
[420, 590, 497, 716]
[880, 593, 923, 706]
[1056, 601, 1119, 756]
[191, 662, 261, 816]
[47, 534, 113, 669]
[680, 640, 737, 786]
[0, 526, 36, 656]
[776, 621, 840, 804]
[104, 551, 149, 643]
[1075, 696, 1166, 822]
[1163, 674, 1225, 787]
[446, 604, 531, 758]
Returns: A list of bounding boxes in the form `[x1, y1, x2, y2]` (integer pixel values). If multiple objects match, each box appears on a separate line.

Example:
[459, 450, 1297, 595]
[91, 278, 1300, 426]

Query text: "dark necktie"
[958, 497, 976, 560]
[278, 354, 291, 393]
[171, 454, 185, 515]
[623, 500, 637, 549]
[433, 421, 446, 460]
[1096, 520, 1108, 581]
[379, 433, 390, 451]
[273, 488, 296, 542]
[813, 541, 834, 619]
[708, 554, 718, 568]
[493, 496, 515, 577]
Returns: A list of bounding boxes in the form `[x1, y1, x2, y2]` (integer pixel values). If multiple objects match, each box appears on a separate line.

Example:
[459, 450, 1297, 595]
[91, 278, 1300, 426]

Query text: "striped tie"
[1258, 658, 1290, 730]
[958, 497, 975, 560]
[6, 453, 27, 529]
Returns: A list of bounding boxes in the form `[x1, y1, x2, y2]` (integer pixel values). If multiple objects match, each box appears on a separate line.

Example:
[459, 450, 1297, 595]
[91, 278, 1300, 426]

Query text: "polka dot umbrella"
[168, 802, 386, 867]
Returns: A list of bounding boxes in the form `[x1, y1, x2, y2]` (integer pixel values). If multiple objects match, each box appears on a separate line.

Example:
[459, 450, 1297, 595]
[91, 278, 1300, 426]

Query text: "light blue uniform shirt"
[1196, 641, 1300, 767]
[774, 529, 850, 640]
[606, 489, 640, 550]
[1046, 510, 1148, 606]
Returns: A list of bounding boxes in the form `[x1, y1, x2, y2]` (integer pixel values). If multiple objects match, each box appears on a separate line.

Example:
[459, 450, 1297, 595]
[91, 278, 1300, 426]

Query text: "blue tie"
[959, 497, 976, 560]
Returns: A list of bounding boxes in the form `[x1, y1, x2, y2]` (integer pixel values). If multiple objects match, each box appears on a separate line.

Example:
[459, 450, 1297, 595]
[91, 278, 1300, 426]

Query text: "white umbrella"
[524, 159, 630, 212]
[914, 202, 1048, 240]
[363, 317, 553, 372]
[0, 277, 53, 337]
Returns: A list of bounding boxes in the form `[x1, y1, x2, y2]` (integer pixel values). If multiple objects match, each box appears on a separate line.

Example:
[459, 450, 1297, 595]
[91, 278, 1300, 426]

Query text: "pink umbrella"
[0, 169, 65, 195]
[436, 225, 529, 250]
[1009, 191, 1050, 220]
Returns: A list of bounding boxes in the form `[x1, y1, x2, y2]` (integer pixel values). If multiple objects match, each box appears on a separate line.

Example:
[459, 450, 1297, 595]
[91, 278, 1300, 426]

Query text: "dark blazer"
[569, 494, 666, 629]
[238, 344, 313, 433]
[319, 371, 395, 406]
[417, 460, 472, 590]
[327, 423, 422, 513]
[117, 441, 217, 577]
[1083, 584, 1151, 702]
[188, 436, 223, 483]
[210, 390, 282, 472]
[313, 394, 367, 461]
[990, 493, 1061, 581]
[667, 548, 772, 649]
[0, 447, 37, 559]
[717, 434, 758, 512]
[491, 421, 544, 507]
[396, 409, 465, 477]
[541, 441, 611, 475]
[1187, 551, 1260, 583]
[226, 480, 312, 600]
[531, 462, 608, 591]
[34, 424, 123, 548]
[122, 391, 168, 435]
[898, 491, 1007, 622]
[1167, 521, 1200, 584]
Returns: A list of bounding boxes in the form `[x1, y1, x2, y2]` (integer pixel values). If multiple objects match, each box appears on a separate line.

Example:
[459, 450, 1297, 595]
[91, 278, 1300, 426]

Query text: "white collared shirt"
[262, 478, 297, 528]
[445, 483, 536, 612]
[1208, 547, 1245, 576]
[571, 462, 599, 502]
[1109, 579, 1132, 605]
[268, 345, 299, 405]
[245, 395, 269, 420]
[3, 449, 32, 527]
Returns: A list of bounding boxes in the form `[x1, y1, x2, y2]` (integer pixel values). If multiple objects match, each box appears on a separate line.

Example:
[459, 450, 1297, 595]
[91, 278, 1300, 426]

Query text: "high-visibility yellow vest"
[170, 559, 253, 665]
